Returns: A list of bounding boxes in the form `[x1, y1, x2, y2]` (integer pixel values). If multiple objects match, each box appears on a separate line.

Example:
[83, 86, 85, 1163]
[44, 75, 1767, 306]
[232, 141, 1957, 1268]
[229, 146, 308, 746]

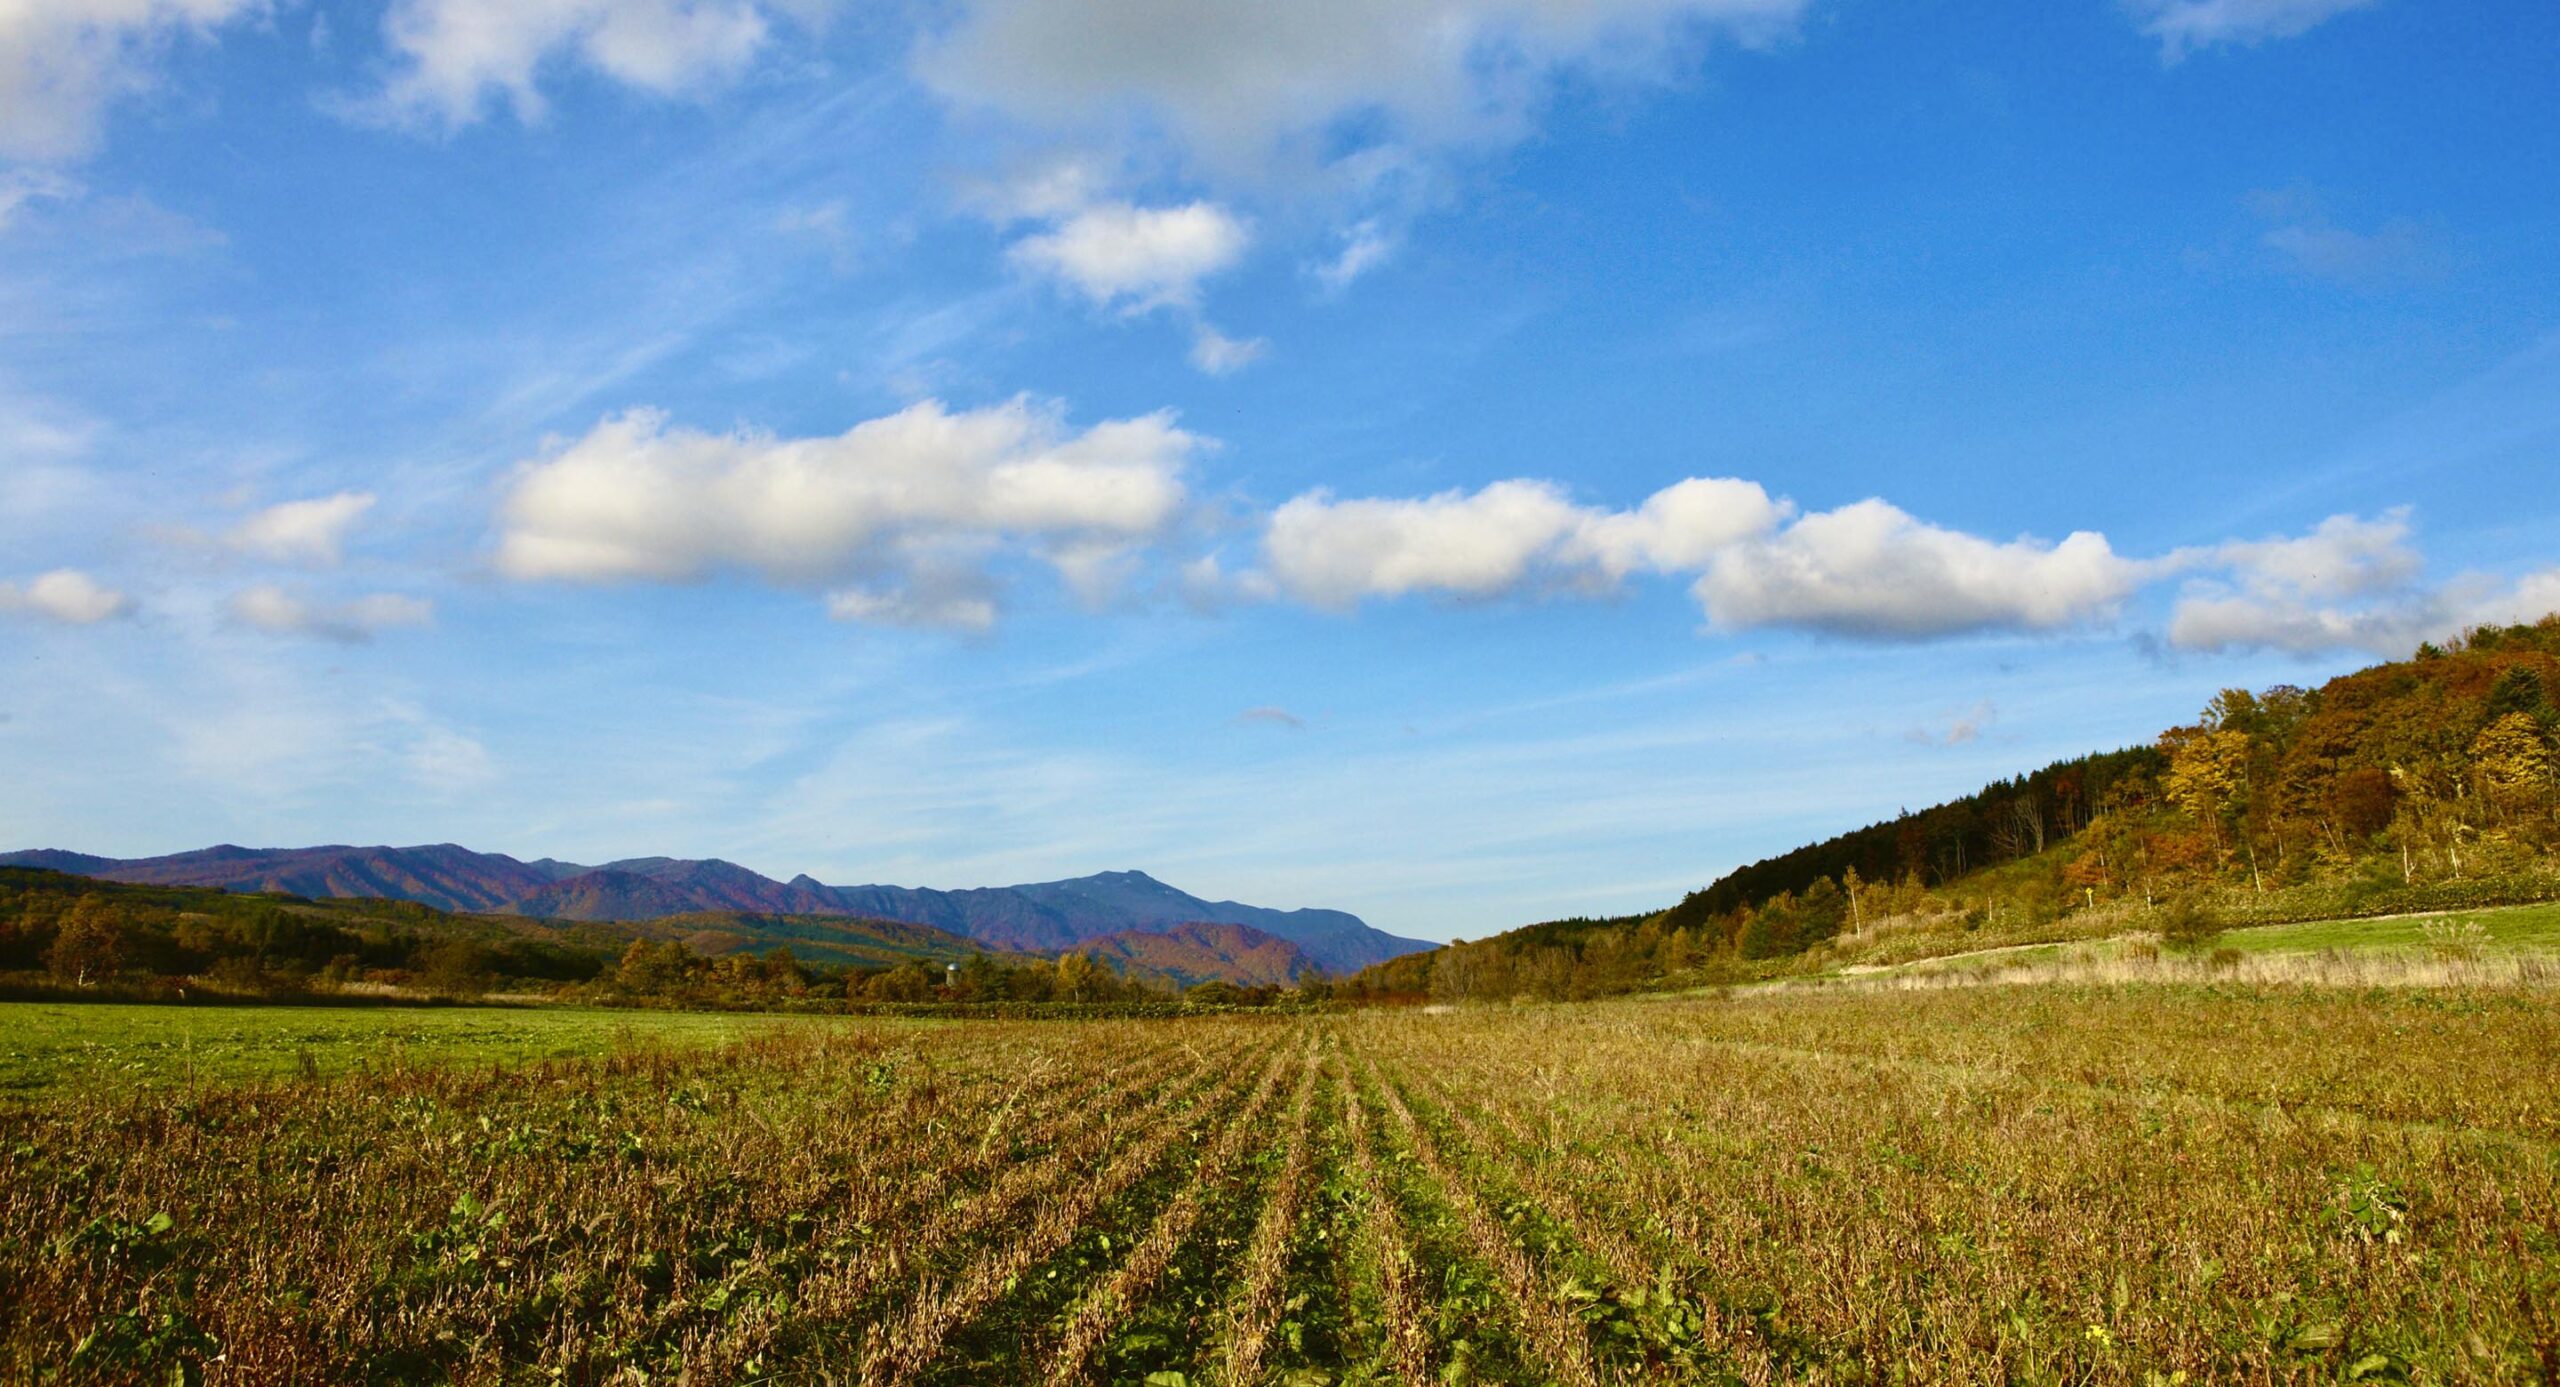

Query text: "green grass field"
[2217, 899, 2560, 954]
[0, 1003, 871, 1098]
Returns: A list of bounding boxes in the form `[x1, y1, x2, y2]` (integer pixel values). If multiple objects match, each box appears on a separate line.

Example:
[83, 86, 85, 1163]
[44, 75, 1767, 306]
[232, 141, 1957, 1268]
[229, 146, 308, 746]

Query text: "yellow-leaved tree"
[2162, 728, 2252, 841]
[2470, 712, 2552, 814]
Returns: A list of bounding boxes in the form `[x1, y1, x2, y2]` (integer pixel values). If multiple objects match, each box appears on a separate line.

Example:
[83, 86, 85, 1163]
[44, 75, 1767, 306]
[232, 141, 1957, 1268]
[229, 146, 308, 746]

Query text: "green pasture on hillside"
[1801, 899, 2560, 986]
[2216, 899, 2560, 954]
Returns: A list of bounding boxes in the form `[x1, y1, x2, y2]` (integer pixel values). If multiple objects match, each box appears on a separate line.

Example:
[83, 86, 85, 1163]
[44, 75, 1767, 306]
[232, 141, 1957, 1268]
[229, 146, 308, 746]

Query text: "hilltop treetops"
[1348, 615, 2560, 1003]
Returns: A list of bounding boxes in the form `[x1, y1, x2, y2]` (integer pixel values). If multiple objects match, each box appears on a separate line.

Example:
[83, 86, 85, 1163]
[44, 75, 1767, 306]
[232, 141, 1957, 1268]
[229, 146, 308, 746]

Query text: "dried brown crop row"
[1208, 1035, 1326, 1386]
[1394, 1050, 1784, 1378]
[804, 1027, 1228, 1324]
[1037, 1034, 1318, 1384]
[1337, 1047, 1434, 1384]
[1361, 1050, 1603, 1387]
[857, 1030, 1291, 1385]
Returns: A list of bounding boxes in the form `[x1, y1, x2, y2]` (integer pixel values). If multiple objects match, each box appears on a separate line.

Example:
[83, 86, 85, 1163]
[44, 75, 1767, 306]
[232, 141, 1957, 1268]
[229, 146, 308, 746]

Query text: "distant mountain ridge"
[0, 844, 1432, 974]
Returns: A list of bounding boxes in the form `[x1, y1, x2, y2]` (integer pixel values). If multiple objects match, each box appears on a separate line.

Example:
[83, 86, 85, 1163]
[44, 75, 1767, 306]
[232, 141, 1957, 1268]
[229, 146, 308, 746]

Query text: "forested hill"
[0, 868, 992, 994]
[1348, 615, 2560, 1000]
[0, 867, 1354, 1003]
[0, 850, 1429, 976]
[1657, 745, 2166, 928]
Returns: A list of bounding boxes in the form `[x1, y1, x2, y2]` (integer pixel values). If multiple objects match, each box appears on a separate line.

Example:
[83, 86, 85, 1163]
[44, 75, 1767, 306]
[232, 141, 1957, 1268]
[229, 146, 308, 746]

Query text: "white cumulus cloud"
[1568, 476, 1795, 579]
[1263, 475, 1789, 610]
[1265, 480, 1597, 609]
[2168, 574, 2560, 658]
[1694, 500, 2148, 638]
[2165, 592, 2433, 657]
[493, 399, 1201, 626]
[0, 0, 262, 161]
[1008, 199, 1251, 312]
[0, 567, 132, 623]
[2209, 508, 2420, 601]
[373, 0, 788, 127]
[225, 491, 376, 566]
[2168, 510, 2560, 657]
[227, 584, 434, 642]
[919, 0, 1808, 170]
[1263, 479, 2161, 640]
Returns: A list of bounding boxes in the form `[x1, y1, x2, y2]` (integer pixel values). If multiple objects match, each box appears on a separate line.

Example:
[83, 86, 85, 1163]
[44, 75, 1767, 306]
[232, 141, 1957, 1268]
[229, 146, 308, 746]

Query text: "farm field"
[0, 1002, 852, 1097]
[5, 986, 2559, 1383]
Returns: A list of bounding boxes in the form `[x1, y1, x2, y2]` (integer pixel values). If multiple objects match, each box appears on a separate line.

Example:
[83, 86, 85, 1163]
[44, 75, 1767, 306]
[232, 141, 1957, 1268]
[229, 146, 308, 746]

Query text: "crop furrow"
[1363, 1050, 1603, 1387]
[1209, 1033, 1326, 1387]
[1399, 1051, 1785, 1379]
[800, 1031, 1241, 1327]
[802, 1035, 1180, 1238]
[1038, 1030, 1310, 1385]
[1338, 1048, 1433, 1385]
[856, 1033, 1286, 1386]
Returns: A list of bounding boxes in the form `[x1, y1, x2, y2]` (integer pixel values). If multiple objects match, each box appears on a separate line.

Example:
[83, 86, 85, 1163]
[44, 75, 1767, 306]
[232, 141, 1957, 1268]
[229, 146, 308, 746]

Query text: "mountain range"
[0, 844, 1431, 975]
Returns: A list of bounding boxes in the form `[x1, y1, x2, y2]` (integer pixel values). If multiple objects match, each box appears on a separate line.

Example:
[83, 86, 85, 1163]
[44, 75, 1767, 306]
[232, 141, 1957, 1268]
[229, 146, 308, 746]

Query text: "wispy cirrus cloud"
[2129, 0, 2384, 58]
[225, 492, 376, 566]
[0, 0, 265, 162]
[2246, 188, 2439, 288]
[918, 0, 1813, 372]
[226, 585, 434, 642]
[367, 0, 804, 128]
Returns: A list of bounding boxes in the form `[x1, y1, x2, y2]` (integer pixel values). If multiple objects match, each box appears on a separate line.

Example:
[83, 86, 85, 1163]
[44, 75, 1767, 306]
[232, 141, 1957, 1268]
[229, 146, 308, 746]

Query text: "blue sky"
[2, 0, 2556, 939]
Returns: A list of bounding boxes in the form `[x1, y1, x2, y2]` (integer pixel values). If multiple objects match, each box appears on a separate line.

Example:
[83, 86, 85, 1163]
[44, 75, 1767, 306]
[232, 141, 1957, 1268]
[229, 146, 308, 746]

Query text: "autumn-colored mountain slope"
[1072, 921, 1320, 990]
[1347, 614, 2560, 1001]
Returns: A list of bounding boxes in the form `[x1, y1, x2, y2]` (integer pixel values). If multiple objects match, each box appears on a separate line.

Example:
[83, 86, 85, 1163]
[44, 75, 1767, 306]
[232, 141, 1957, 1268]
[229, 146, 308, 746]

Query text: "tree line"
[0, 868, 1315, 1011]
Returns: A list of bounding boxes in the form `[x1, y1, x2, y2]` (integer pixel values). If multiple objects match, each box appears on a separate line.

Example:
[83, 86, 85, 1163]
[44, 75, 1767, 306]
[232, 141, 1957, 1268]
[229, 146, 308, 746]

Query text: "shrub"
[2158, 895, 2224, 951]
